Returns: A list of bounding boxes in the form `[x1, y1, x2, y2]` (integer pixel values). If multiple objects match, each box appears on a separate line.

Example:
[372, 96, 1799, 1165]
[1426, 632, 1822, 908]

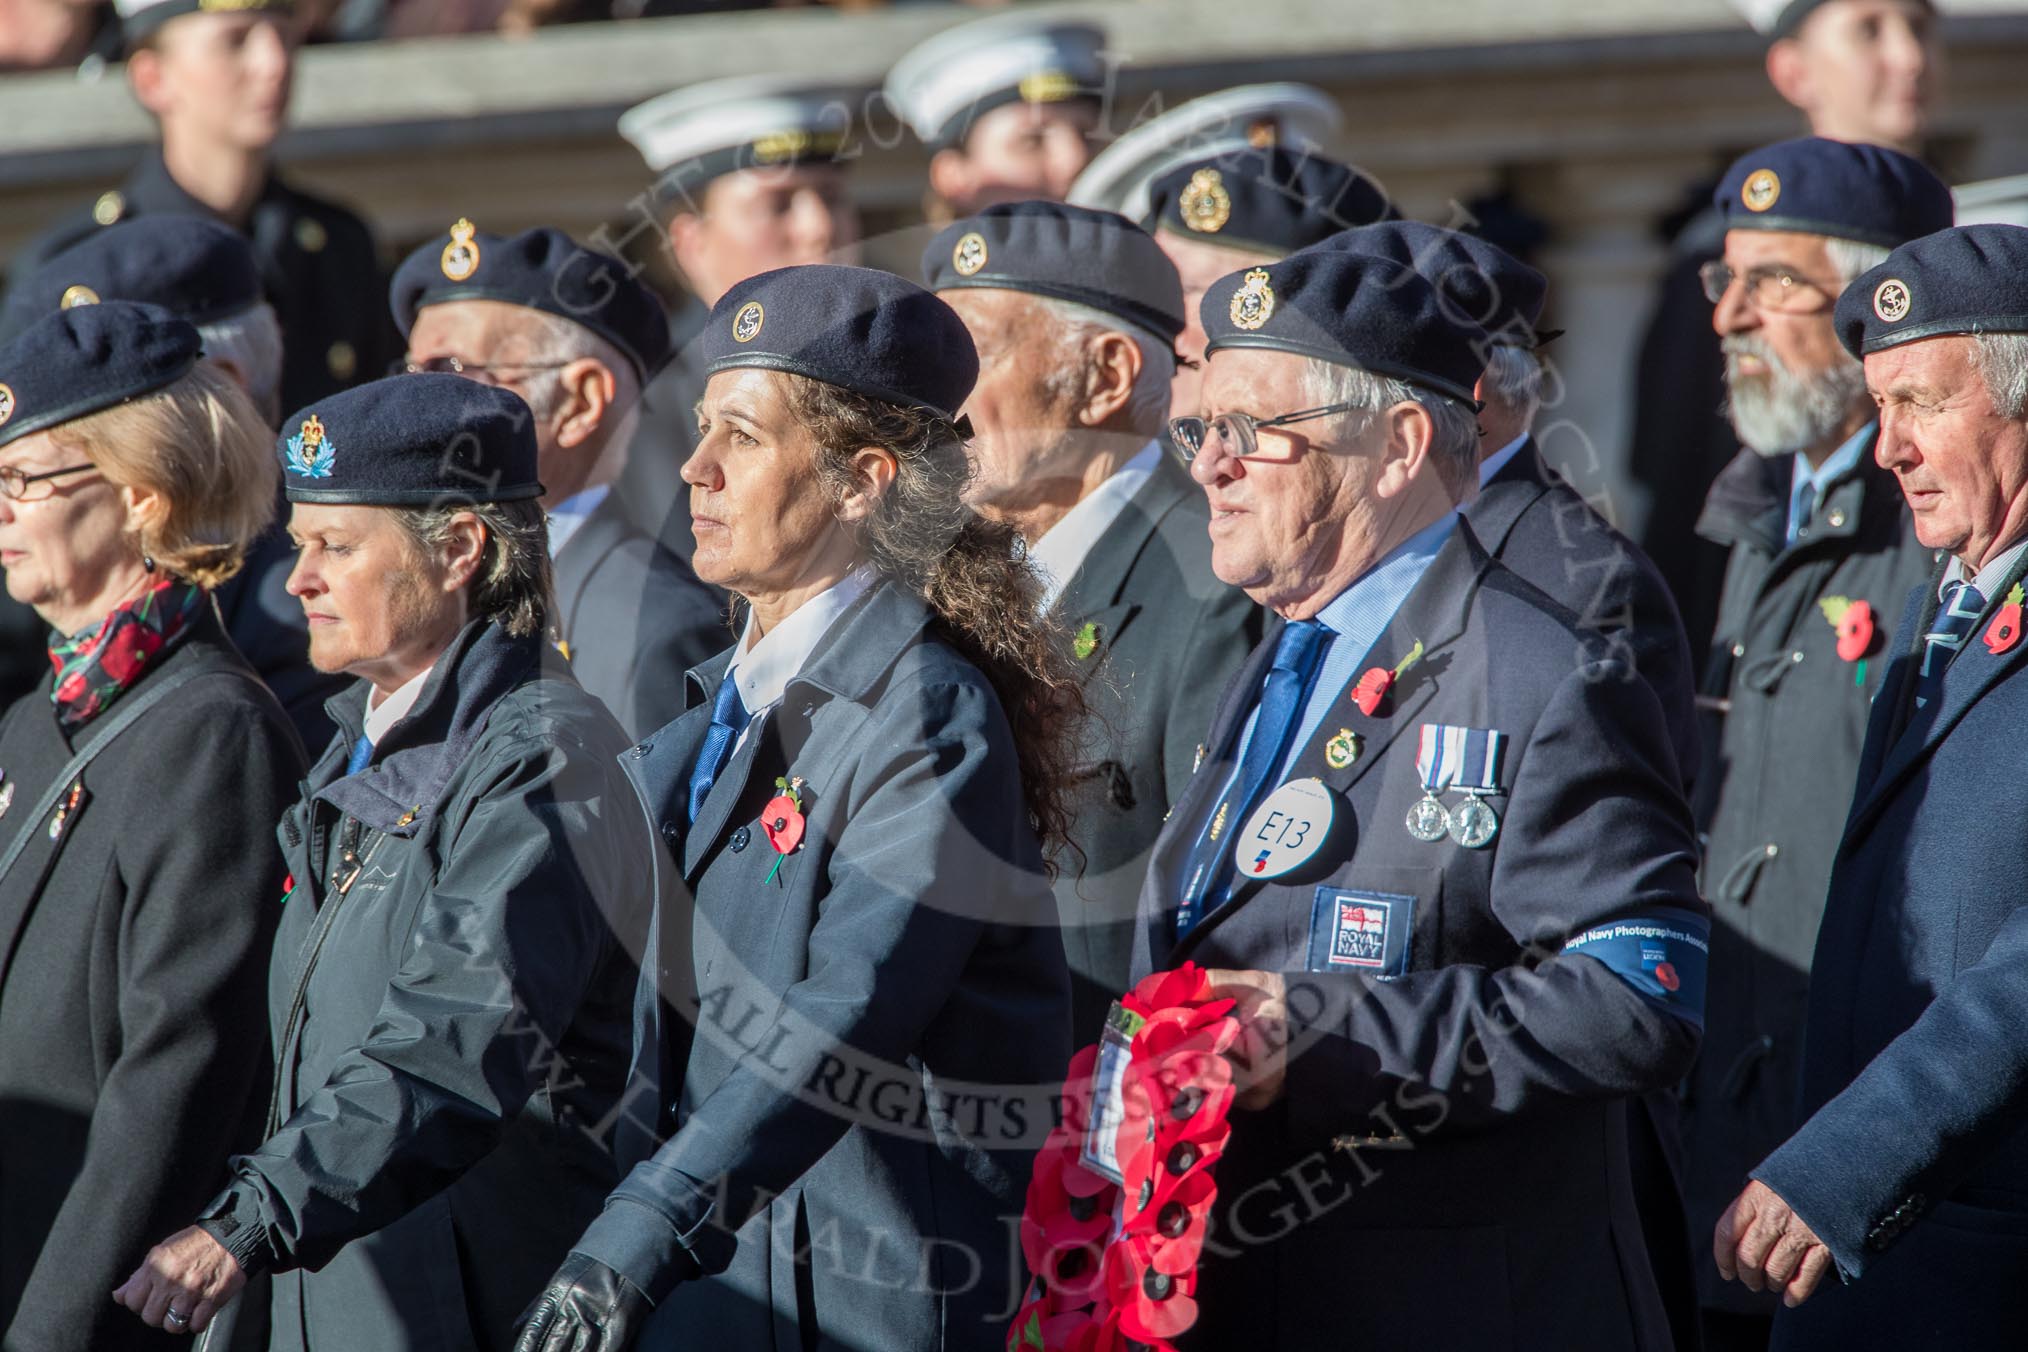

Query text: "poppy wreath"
[1009, 963, 1241, 1352]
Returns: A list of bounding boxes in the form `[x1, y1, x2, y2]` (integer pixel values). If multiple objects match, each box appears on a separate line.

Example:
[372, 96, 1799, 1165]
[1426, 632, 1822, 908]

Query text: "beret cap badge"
[1873, 278, 1912, 323]
[285, 413, 336, 480]
[1229, 268, 1276, 331]
[59, 285, 100, 310]
[1179, 168, 1233, 234]
[732, 301, 765, 343]
[951, 232, 989, 277]
[440, 218, 481, 284]
[0, 384, 14, 428]
[1742, 168, 1781, 213]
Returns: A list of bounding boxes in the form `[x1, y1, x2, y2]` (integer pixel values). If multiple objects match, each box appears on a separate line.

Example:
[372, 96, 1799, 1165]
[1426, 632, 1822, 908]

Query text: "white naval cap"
[1724, 0, 1934, 38]
[1066, 83, 1342, 222]
[884, 14, 1108, 150]
[619, 75, 863, 205]
[1955, 174, 2028, 229]
[113, 0, 292, 40]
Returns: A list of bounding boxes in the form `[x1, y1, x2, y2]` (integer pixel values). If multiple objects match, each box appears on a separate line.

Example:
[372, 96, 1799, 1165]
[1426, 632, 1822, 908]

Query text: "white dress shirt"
[363, 664, 434, 745]
[1027, 441, 1163, 609]
[1941, 536, 2028, 603]
[727, 567, 875, 751]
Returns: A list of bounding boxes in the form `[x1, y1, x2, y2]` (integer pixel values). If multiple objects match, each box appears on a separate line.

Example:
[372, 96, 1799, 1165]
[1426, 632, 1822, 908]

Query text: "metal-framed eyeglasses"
[0, 463, 97, 502]
[1168, 402, 1365, 463]
[392, 355, 574, 384]
[1697, 261, 1840, 314]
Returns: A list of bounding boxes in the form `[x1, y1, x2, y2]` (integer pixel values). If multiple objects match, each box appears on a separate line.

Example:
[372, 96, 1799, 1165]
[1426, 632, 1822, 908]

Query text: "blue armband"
[1560, 905, 1709, 1027]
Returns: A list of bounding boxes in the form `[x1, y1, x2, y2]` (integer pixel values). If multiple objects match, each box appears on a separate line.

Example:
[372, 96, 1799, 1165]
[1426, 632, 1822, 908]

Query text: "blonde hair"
[49, 363, 278, 590]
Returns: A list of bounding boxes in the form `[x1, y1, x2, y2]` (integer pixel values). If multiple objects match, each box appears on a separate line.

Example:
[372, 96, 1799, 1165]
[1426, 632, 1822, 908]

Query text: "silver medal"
[1448, 794, 1500, 849]
[1405, 793, 1450, 842]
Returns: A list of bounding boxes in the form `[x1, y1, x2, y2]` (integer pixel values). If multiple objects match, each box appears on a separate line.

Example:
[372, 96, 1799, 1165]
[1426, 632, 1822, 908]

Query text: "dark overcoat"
[1051, 454, 1261, 1037]
[572, 580, 1072, 1350]
[1682, 434, 1935, 1317]
[1131, 520, 1708, 1351]
[1758, 550, 2028, 1350]
[0, 607, 302, 1352]
[196, 620, 651, 1352]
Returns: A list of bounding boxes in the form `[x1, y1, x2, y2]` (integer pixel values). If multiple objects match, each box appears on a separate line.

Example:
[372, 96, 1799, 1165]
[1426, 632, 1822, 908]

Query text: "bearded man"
[1681, 135, 1951, 1352]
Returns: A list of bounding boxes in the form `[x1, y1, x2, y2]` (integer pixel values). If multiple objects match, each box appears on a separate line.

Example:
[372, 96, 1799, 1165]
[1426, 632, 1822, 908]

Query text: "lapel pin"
[1985, 584, 2025, 655]
[1324, 728, 1360, 770]
[1073, 621, 1100, 661]
[761, 776, 807, 885]
[1820, 596, 1877, 686]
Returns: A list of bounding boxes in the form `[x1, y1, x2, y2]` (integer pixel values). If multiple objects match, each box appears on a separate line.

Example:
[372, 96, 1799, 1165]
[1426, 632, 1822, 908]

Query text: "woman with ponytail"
[518, 266, 1077, 1352]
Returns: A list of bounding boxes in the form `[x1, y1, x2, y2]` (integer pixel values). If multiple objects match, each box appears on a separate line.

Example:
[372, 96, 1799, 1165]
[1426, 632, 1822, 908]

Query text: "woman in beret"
[516, 265, 1078, 1352]
[0, 301, 305, 1352]
[112, 374, 655, 1351]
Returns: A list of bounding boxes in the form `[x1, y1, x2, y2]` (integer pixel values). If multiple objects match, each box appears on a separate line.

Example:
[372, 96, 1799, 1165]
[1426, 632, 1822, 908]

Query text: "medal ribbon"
[1415, 724, 1466, 793]
[1459, 727, 1506, 794]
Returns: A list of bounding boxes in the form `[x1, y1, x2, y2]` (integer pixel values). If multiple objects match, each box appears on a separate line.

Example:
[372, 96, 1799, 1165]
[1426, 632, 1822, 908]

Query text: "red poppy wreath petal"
[1106, 1233, 1199, 1342]
[1123, 963, 1211, 1019]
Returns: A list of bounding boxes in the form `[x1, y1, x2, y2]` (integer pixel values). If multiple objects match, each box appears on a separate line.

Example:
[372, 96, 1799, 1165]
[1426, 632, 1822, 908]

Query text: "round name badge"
[1234, 778, 1344, 882]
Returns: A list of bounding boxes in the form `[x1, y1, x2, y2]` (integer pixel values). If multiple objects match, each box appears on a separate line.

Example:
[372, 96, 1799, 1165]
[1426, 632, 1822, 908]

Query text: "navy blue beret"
[390, 222, 671, 382]
[701, 265, 977, 423]
[1715, 137, 1953, 249]
[1307, 221, 1549, 348]
[921, 202, 1184, 342]
[1834, 224, 2028, 360]
[0, 300, 200, 450]
[5, 217, 260, 329]
[1144, 145, 1397, 260]
[278, 374, 541, 506]
[1202, 251, 1487, 405]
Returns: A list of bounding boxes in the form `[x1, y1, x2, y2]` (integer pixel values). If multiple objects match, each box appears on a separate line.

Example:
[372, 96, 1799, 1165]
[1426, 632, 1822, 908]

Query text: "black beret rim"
[0, 350, 198, 450]
[928, 274, 1184, 343]
[1720, 212, 1934, 250]
[398, 282, 660, 381]
[1854, 314, 2028, 358]
[927, 89, 1102, 153]
[281, 482, 546, 506]
[703, 352, 963, 423]
[1154, 220, 1295, 263]
[1201, 334, 1481, 407]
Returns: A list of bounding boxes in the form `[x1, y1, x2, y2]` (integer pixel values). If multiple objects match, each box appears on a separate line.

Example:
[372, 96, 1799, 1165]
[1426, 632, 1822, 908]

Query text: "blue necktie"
[1914, 580, 1986, 710]
[345, 733, 373, 776]
[687, 673, 750, 824]
[1174, 619, 1330, 939]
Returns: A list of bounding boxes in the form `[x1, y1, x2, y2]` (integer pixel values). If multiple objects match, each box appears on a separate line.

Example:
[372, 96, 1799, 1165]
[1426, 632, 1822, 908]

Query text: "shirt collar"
[1028, 441, 1162, 609]
[1312, 509, 1460, 637]
[1787, 423, 1876, 543]
[1477, 433, 1530, 489]
[546, 483, 611, 556]
[1941, 535, 2028, 603]
[363, 663, 435, 745]
[730, 567, 876, 719]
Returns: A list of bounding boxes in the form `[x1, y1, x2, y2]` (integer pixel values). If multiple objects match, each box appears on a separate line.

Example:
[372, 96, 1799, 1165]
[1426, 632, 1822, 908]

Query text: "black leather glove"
[513, 1252, 651, 1352]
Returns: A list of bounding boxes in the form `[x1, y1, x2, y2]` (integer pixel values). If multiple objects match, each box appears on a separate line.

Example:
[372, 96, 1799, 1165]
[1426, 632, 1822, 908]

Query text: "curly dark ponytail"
[782, 373, 1086, 871]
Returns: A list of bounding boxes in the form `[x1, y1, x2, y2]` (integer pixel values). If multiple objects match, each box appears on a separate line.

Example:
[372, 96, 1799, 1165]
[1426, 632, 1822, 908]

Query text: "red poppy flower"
[97, 633, 153, 685]
[1351, 666, 1395, 716]
[1987, 602, 2024, 655]
[1835, 600, 1875, 662]
[1125, 1167, 1218, 1275]
[1105, 1231, 1199, 1342]
[760, 794, 805, 853]
[1052, 1043, 1102, 1137]
[1122, 964, 1211, 1019]
[1022, 1122, 1116, 1307]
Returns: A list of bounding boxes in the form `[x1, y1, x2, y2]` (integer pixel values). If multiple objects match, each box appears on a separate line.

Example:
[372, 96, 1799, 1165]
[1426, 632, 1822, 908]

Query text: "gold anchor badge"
[1229, 268, 1276, 331]
[1179, 168, 1232, 234]
[1325, 728, 1361, 770]
[441, 218, 481, 282]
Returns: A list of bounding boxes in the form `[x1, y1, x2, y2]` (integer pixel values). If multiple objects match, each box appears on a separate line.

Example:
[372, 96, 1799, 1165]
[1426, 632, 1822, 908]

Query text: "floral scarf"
[47, 577, 205, 731]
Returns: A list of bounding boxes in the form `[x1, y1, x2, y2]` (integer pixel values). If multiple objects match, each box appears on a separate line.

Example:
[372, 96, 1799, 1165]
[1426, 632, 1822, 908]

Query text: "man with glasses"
[921, 201, 1260, 1038]
[1134, 249, 1707, 1350]
[391, 221, 723, 738]
[1682, 135, 1951, 1352]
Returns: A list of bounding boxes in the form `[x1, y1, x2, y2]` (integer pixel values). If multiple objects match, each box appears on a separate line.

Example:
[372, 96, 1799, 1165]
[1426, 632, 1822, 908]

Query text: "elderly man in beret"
[1713, 223, 2028, 1347]
[5, 213, 351, 751]
[1142, 144, 1396, 420]
[923, 201, 1261, 1037]
[1130, 250, 1708, 1349]
[1685, 134, 1952, 1351]
[392, 221, 724, 738]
